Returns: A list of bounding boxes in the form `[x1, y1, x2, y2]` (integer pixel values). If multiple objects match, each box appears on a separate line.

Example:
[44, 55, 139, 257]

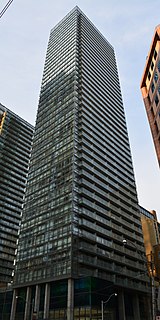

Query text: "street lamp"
[16, 295, 25, 302]
[123, 239, 155, 320]
[101, 293, 117, 320]
[16, 296, 34, 320]
[122, 239, 145, 255]
[122, 238, 147, 268]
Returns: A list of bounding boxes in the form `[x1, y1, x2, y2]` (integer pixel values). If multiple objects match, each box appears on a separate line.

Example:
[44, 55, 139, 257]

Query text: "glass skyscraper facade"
[11, 7, 151, 320]
[0, 103, 34, 288]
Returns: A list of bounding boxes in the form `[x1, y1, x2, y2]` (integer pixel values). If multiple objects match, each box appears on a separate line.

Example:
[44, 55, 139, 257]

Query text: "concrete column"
[10, 289, 18, 320]
[133, 294, 140, 320]
[118, 290, 126, 320]
[43, 283, 50, 319]
[158, 286, 160, 311]
[147, 295, 152, 320]
[34, 284, 40, 319]
[67, 278, 74, 320]
[24, 286, 31, 320]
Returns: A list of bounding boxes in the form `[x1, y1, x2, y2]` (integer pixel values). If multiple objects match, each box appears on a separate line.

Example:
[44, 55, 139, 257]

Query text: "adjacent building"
[0, 103, 34, 289]
[140, 206, 160, 317]
[140, 207, 160, 261]
[140, 25, 160, 167]
[11, 7, 151, 320]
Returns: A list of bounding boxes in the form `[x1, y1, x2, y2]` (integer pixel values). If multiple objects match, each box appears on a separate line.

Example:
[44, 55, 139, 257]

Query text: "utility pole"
[148, 252, 156, 320]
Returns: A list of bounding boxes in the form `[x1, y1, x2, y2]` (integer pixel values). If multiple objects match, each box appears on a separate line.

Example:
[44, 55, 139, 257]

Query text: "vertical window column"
[43, 283, 50, 319]
[24, 287, 31, 320]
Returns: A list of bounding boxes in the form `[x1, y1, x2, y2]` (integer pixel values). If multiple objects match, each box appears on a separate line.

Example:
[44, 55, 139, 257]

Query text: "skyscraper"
[0, 103, 34, 288]
[140, 25, 160, 167]
[11, 7, 151, 320]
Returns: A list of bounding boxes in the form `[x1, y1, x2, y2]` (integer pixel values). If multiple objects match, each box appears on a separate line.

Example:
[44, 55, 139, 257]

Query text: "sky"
[0, 0, 160, 217]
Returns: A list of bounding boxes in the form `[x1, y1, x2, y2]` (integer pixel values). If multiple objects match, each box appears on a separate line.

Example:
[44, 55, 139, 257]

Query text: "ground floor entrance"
[8, 277, 151, 320]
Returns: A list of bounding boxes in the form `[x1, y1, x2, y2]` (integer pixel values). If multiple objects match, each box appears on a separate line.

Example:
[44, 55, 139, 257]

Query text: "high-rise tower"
[0, 103, 34, 288]
[11, 7, 150, 320]
[141, 25, 160, 167]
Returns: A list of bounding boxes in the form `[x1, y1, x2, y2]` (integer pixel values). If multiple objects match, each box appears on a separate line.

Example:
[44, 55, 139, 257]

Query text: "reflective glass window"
[154, 71, 158, 83]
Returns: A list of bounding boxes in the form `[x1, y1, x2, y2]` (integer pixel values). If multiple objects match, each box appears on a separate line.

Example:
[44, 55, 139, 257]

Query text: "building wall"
[140, 207, 160, 277]
[140, 25, 160, 167]
[15, 8, 79, 286]
[0, 288, 13, 320]
[0, 103, 34, 288]
[141, 211, 159, 255]
[140, 206, 160, 317]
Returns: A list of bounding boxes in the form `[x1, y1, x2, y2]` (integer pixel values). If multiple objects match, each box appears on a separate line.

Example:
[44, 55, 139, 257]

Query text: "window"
[151, 82, 155, 93]
[158, 60, 160, 72]
[155, 94, 159, 106]
[154, 49, 157, 60]
[148, 71, 151, 80]
[151, 61, 154, 70]
[154, 71, 158, 83]
[158, 84, 160, 95]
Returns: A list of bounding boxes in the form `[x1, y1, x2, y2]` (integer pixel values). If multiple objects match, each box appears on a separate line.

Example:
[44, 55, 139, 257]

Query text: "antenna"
[0, 0, 13, 19]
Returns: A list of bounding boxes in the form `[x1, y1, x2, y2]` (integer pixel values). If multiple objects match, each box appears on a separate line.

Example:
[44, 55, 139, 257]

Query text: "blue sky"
[0, 0, 160, 216]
